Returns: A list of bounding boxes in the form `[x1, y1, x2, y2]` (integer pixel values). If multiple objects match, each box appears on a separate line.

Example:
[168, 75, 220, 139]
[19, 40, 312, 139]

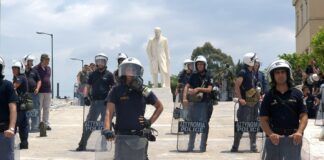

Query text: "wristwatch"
[9, 128, 15, 132]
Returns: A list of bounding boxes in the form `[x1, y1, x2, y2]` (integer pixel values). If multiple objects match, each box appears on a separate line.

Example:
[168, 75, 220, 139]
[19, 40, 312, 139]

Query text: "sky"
[0, 0, 296, 97]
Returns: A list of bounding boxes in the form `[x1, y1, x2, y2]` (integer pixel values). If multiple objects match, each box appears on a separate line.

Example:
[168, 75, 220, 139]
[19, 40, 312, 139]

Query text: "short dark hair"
[40, 54, 50, 62]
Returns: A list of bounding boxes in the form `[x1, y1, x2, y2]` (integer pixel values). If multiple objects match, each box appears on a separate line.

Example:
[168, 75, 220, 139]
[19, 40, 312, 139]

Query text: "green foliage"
[278, 53, 312, 71]
[170, 75, 178, 95]
[191, 42, 235, 81]
[279, 28, 324, 74]
[311, 27, 324, 71]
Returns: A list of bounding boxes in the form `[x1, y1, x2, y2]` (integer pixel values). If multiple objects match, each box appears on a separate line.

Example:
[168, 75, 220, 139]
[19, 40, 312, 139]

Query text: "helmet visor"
[95, 59, 107, 66]
[119, 63, 143, 77]
[184, 62, 194, 71]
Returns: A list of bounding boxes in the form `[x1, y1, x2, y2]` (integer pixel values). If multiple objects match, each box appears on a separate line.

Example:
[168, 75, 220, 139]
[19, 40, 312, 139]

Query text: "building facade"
[293, 0, 324, 53]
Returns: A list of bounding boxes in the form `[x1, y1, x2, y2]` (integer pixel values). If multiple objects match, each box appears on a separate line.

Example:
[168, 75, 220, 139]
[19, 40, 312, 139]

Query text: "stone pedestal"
[144, 88, 173, 118]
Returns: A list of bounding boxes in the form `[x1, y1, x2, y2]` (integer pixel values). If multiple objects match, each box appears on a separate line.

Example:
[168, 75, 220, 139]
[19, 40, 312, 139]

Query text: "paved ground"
[18, 88, 323, 160]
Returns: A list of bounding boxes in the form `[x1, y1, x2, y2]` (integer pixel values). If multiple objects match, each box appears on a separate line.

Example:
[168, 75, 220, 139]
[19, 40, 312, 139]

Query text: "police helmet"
[243, 52, 257, 67]
[118, 57, 144, 77]
[23, 54, 36, 66]
[194, 55, 208, 70]
[183, 58, 194, 71]
[95, 53, 108, 66]
[12, 60, 25, 74]
[117, 53, 128, 61]
[307, 73, 319, 85]
[267, 59, 293, 83]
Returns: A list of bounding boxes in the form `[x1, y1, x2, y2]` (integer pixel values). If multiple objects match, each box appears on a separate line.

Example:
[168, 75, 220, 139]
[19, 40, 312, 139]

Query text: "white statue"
[146, 27, 170, 88]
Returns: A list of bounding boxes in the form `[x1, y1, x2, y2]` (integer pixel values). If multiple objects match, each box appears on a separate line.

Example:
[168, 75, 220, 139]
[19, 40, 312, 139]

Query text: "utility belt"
[91, 97, 106, 101]
[116, 128, 157, 141]
[116, 130, 144, 136]
[0, 122, 9, 133]
[269, 128, 298, 136]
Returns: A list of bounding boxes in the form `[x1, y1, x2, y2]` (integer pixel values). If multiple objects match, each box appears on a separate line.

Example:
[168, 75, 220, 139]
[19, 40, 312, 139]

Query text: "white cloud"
[257, 27, 295, 44]
[1, 0, 19, 7]
[118, 2, 170, 21]
[98, 32, 132, 51]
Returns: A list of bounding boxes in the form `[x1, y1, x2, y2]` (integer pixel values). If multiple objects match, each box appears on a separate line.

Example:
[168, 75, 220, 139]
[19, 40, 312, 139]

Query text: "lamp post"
[70, 58, 84, 70]
[70, 57, 85, 132]
[36, 31, 54, 99]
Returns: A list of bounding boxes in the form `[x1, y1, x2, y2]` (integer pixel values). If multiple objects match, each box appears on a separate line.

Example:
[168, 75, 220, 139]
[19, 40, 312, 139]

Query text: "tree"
[278, 53, 312, 71]
[191, 42, 234, 81]
[279, 27, 324, 75]
[311, 27, 324, 71]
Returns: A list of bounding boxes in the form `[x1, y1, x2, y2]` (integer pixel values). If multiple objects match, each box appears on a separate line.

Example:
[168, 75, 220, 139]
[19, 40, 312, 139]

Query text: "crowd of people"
[300, 59, 323, 119]
[174, 52, 323, 159]
[0, 53, 52, 159]
[0, 50, 323, 159]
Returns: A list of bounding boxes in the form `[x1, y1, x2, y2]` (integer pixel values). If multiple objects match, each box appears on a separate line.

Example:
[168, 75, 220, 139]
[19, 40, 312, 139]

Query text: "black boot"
[20, 141, 28, 149]
[76, 145, 86, 151]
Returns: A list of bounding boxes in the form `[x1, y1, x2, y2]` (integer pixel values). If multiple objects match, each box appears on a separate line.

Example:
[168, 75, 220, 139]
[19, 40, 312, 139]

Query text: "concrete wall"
[296, 22, 311, 53]
[309, 0, 324, 18]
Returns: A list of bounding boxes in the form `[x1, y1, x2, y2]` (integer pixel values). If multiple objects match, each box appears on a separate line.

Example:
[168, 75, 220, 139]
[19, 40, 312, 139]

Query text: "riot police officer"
[0, 56, 18, 159]
[260, 59, 308, 160]
[173, 59, 194, 121]
[102, 57, 163, 160]
[254, 59, 268, 95]
[176, 59, 194, 102]
[76, 53, 115, 151]
[23, 54, 41, 132]
[183, 55, 213, 152]
[113, 53, 128, 83]
[231, 52, 259, 152]
[12, 60, 29, 149]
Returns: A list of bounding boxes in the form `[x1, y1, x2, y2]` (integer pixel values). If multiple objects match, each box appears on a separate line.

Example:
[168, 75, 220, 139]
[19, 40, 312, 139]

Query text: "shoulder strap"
[270, 89, 297, 117]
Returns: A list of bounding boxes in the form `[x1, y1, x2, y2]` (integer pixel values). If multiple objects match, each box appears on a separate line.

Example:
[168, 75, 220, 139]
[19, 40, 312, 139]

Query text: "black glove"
[139, 116, 151, 128]
[102, 129, 115, 140]
[173, 107, 181, 119]
[84, 97, 91, 106]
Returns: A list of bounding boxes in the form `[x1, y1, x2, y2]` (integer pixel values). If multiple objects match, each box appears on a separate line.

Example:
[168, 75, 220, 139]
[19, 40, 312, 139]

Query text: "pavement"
[17, 88, 324, 160]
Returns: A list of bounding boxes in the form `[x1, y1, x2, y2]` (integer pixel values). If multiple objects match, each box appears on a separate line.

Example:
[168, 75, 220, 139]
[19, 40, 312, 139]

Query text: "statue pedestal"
[145, 88, 173, 117]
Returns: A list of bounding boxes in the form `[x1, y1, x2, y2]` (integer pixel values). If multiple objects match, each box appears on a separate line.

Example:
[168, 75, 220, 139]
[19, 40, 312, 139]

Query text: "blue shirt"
[187, 71, 212, 102]
[178, 70, 191, 85]
[13, 74, 28, 97]
[106, 84, 157, 131]
[260, 88, 307, 130]
[88, 69, 115, 100]
[0, 80, 18, 124]
[255, 71, 268, 94]
[237, 67, 255, 99]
